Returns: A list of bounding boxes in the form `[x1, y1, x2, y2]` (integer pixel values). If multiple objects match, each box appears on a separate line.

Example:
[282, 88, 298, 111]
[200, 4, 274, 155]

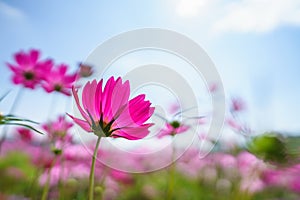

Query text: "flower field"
[0, 49, 299, 200]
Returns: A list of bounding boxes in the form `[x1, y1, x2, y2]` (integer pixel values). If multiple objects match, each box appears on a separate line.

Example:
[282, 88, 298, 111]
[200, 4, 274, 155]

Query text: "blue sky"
[0, 0, 299, 134]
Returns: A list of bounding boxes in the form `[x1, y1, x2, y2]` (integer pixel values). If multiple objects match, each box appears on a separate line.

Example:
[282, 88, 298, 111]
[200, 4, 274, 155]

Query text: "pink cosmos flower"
[157, 120, 189, 138]
[7, 49, 53, 89]
[68, 77, 154, 140]
[109, 169, 133, 184]
[16, 127, 33, 142]
[41, 64, 77, 96]
[42, 115, 73, 142]
[230, 97, 246, 112]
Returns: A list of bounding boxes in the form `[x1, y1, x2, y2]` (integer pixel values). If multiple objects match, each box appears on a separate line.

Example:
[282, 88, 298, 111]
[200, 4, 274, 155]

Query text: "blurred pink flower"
[169, 103, 180, 114]
[262, 169, 284, 186]
[208, 83, 218, 93]
[157, 121, 189, 138]
[226, 118, 242, 131]
[42, 115, 73, 142]
[39, 164, 69, 186]
[68, 77, 154, 140]
[240, 178, 265, 193]
[109, 169, 133, 184]
[16, 127, 33, 142]
[290, 178, 300, 193]
[263, 164, 300, 193]
[230, 97, 246, 112]
[7, 49, 53, 89]
[41, 64, 77, 96]
[214, 153, 237, 168]
[78, 62, 93, 78]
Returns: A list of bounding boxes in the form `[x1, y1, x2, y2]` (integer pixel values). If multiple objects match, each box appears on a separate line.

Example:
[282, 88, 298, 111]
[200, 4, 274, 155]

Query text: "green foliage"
[248, 132, 300, 165]
[0, 152, 39, 196]
[0, 114, 44, 135]
[248, 132, 287, 164]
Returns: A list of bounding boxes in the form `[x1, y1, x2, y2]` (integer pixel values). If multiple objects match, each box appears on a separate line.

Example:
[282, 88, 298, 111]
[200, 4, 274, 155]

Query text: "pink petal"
[111, 79, 130, 117]
[95, 79, 103, 119]
[7, 63, 20, 73]
[112, 124, 152, 140]
[72, 86, 90, 123]
[29, 49, 40, 64]
[129, 95, 154, 125]
[102, 77, 117, 121]
[82, 80, 98, 119]
[58, 64, 68, 75]
[176, 125, 189, 133]
[14, 51, 27, 66]
[67, 113, 92, 132]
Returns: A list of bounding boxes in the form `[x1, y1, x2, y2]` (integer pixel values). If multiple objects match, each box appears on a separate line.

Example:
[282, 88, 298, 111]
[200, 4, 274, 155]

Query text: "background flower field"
[1, 1, 300, 200]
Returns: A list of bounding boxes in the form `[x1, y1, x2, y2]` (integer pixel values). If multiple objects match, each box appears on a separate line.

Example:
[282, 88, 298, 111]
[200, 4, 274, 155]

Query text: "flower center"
[100, 120, 116, 137]
[23, 71, 35, 80]
[170, 120, 180, 129]
[54, 84, 62, 91]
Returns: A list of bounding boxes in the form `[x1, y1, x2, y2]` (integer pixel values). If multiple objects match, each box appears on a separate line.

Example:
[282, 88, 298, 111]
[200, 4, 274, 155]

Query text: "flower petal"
[67, 113, 92, 132]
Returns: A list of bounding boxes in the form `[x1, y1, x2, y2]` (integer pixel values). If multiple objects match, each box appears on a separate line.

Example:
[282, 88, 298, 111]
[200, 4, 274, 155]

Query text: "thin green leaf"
[0, 90, 11, 102]
[4, 123, 44, 135]
[4, 117, 39, 124]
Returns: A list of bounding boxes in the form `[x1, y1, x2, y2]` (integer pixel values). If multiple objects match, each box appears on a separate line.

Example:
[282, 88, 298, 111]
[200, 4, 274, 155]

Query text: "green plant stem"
[0, 88, 23, 153]
[166, 143, 176, 200]
[58, 152, 65, 199]
[41, 156, 57, 200]
[88, 136, 102, 200]
[26, 167, 41, 197]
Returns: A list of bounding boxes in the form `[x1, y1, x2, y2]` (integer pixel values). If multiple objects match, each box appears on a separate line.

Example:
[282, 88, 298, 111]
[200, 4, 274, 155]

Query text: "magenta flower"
[42, 115, 73, 141]
[157, 121, 189, 138]
[41, 64, 77, 96]
[68, 77, 154, 140]
[7, 49, 53, 89]
[16, 127, 33, 142]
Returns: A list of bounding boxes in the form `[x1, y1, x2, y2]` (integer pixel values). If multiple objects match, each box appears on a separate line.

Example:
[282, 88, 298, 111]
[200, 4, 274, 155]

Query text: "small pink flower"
[39, 164, 69, 186]
[109, 169, 133, 184]
[16, 127, 33, 142]
[262, 169, 283, 186]
[68, 77, 154, 140]
[42, 64, 77, 96]
[208, 83, 218, 93]
[226, 118, 242, 131]
[169, 103, 180, 114]
[157, 120, 189, 138]
[78, 62, 93, 78]
[230, 97, 246, 112]
[42, 115, 73, 141]
[7, 49, 53, 89]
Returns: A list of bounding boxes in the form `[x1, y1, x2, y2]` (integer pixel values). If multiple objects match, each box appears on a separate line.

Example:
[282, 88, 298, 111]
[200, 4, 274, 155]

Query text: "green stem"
[41, 156, 57, 200]
[166, 143, 176, 200]
[88, 136, 102, 200]
[0, 88, 23, 153]
[58, 151, 65, 199]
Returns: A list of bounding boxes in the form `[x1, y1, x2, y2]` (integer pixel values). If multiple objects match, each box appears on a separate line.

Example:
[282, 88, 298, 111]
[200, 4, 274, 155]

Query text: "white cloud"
[0, 1, 26, 20]
[175, 0, 300, 34]
[176, 0, 209, 18]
